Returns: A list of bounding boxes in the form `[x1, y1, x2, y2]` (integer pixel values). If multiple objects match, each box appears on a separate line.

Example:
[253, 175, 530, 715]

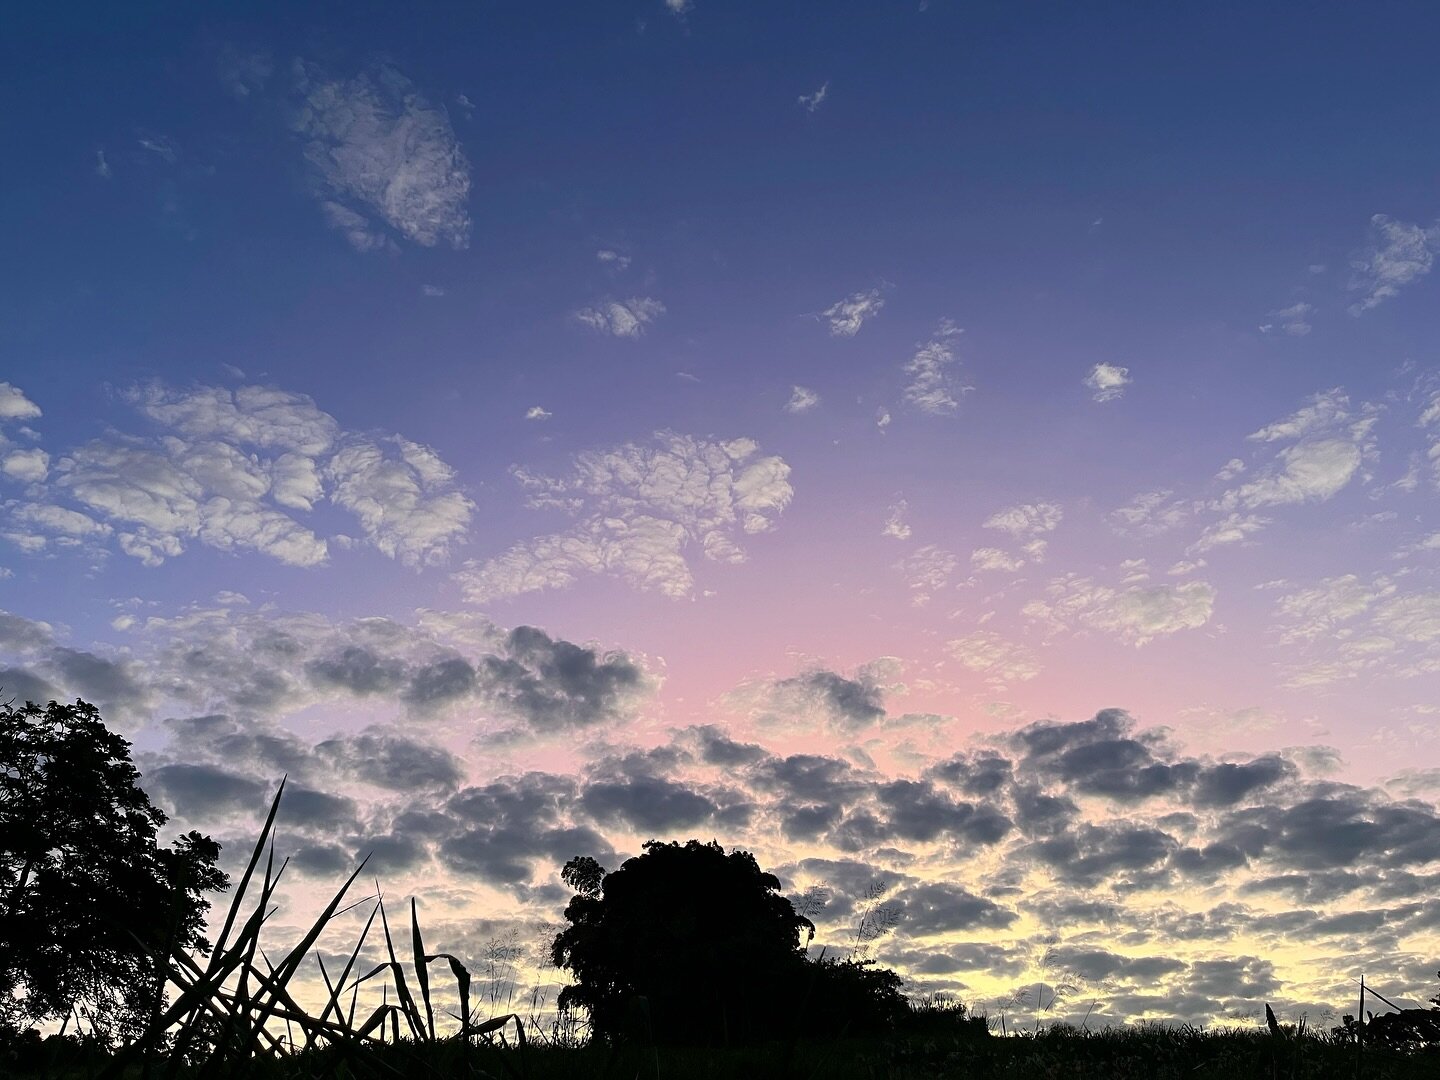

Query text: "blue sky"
[7, 0, 1440, 1027]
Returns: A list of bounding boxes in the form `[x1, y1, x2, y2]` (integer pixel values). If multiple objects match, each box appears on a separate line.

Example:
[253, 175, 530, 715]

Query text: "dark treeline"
[4, 699, 1440, 1079]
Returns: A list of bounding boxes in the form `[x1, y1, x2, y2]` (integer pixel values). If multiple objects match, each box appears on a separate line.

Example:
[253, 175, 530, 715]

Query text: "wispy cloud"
[798, 81, 829, 113]
[1084, 362, 1132, 402]
[1348, 213, 1438, 314]
[573, 297, 665, 337]
[456, 432, 792, 602]
[525, 406, 552, 421]
[882, 500, 911, 540]
[903, 319, 967, 415]
[292, 62, 471, 250]
[1260, 301, 1314, 337]
[821, 288, 886, 337]
[784, 386, 820, 414]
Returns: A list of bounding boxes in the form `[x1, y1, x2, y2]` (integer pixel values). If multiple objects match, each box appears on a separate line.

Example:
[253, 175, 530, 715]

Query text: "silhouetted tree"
[0, 698, 227, 1042]
[551, 839, 908, 1045]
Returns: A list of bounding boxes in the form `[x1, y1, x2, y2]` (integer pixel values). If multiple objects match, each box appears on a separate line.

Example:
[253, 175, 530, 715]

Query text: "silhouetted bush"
[551, 839, 915, 1046]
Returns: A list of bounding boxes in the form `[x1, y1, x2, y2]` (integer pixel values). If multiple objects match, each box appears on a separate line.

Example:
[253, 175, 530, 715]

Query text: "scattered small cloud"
[596, 249, 632, 272]
[0, 384, 43, 422]
[784, 386, 820, 414]
[421, 284, 446, 297]
[1260, 302, 1314, 337]
[1348, 213, 1438, 314]
[798, 82, 830, 113]
[525, 406, 552, 421]
[573, 297, 665, 338]
[95, 149, 111, 179]
[903, 319, 967, 415]
[882, 500, 911, 540]
[1085, 362, 1132, 403]
[821, 288, 886, 337]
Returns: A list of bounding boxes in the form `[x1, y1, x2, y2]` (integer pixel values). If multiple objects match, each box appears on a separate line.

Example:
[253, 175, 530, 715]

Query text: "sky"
[6, 0, 1440, 1029]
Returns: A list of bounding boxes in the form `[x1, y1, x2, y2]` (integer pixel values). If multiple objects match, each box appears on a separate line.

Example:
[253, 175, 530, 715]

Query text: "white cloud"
[1188, 512, 1270, 554]
[0, 384, 42, 422]
[328, 437, 475, 567]
[1109, 490, 1190, 537]
[971, 547, 1025, 573]
[821, 288, 885, 337]
[882, 500, 911, 540]
[1348, 214, 1438, 314]
[525, 406, 552, 421]
[1084, 362, 1131, 402]
[784, 386, 820, 414]
[665, 0, 692, 13]
[20, 383, 470, 569]
[946, 631, 1041, 683]
[798, 82, 829, 113]
[875, 407, 892, 430]
[1025, 575, 1216, 646]
[422, 284, 446, 297]
[596, 249, 632, 271]
[1273, 574, 1394, 644]
[457, 433, 792, 602]
[895, 544, 957, 605]
[984, 502, 1062, 539]
[1215, 390, 1376, 511]
[292, 63, 471, 250]
[903, 319, 966, 415]
[1261, 302, 1314, 337]
[1, 449, 49, 483]
[573, 297, 665, 337]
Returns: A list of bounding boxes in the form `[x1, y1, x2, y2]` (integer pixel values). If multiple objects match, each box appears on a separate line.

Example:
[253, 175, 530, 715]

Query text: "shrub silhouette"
[551, 839, 908, 1045]
[0, 698, 227, 1043]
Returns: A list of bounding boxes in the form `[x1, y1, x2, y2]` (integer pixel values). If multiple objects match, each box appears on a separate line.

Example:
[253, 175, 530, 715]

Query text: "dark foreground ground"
[8, 1025, 1440, 1080]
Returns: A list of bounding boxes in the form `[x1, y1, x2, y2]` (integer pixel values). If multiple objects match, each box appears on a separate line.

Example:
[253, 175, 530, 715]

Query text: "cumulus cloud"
[1348, 213, 1438, 314]
[573, 297, 665, 337]
[821, 288, 885, 337]
[292, 62, 471, 250]
[1188, 512, 1270, 554]
[456, 432, 792, 602]
[1, 449, 49, 483]
[5, 382, 471, 569]
[1084, 362, 1132, 402]
[731, 659, 900, 734]
[784, 386, 820, 414]
[903, 319, 967, 415]
[0, 383, 42, 422]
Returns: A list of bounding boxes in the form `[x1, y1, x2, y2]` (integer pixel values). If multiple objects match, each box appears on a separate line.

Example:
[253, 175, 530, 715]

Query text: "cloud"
[7, 382, 470, 569]
[525, 406, 552, 421]
[292, 62, 471, 250]
[596, 249, 631, 271]
[881, 500, 911, 540]
[1219, 390, 1375, 510]
[664, 0, 692, 14]
[784, 386, 820, 414]
[1108, 490, 1190, 537]
[0, 384, 42, 422]
[734, 660, 898, 734]
[1348, 214, 1438, 314]
[895, 544, 957, 605]
[1, 449, 50, 483]
[984, 503, 1063, 538]
[902, 320, 966, 415]
[821, 288, 886, 337]
[573, 297, 665, 337]
[1188, 512, 1270, 554]
[798, 82, 829, 113]
[1261, 302, 1314, 337]
[1271, 572, 1440, 685]
[457, 432, 792, 602]
[1025, 575, 1217, 645]
[946, 631, 1041, 684]
[1084, 362, 1132, 402]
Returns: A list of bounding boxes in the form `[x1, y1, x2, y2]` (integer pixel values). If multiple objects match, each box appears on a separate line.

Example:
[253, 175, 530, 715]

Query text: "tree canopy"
[0, 698, 228, 1042]
[551, 839, 906, 1045]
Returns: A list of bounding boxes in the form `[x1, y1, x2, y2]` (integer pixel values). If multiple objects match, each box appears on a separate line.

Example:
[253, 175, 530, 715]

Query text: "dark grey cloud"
[315, 732, 463, 791]
[145, 763, 267, 819]
[480, 625, 650, 729]
[892, 882, 1017, 935]
[771, 669, 886, 729]
[580, 776, 719, 834]
[874, 779, 1012, 846]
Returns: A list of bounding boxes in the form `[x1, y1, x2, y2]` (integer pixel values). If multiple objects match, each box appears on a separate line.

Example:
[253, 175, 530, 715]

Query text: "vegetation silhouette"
[552, 839, 911, 1046]
[0, 698, 228, 1043]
